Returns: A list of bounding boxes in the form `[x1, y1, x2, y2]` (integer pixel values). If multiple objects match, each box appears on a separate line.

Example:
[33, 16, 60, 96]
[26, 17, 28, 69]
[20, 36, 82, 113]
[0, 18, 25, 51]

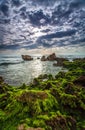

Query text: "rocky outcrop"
[17, 91, 48, 103]
[73, 58, 85, 61]
[37, 57, 40, 59]
[41, 53, 57, 61]
[53, 58, 68, 66]
[47, 53, 57, 61]
[41, 53, 68, 65]
[41, 56, 47, 61]
[73, 76, 85, 87]
[22, 55, 33, 61]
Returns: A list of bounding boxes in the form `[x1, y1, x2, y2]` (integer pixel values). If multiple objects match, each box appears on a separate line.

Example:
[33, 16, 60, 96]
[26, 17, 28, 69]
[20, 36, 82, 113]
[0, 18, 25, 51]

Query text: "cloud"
[39, 29, 76, 39]
[0, 44, 20, 50]
[0, 0, 85, 51]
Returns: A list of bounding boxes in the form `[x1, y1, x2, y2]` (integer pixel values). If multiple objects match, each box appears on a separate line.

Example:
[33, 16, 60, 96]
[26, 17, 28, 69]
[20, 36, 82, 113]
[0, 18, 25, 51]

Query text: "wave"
[0, 61, 24, 66]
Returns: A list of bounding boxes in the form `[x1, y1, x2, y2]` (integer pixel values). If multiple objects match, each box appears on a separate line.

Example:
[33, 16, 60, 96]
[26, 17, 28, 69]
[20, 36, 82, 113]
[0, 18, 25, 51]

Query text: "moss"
[33, 119, 46, 128]
[0, 59, 85, 129]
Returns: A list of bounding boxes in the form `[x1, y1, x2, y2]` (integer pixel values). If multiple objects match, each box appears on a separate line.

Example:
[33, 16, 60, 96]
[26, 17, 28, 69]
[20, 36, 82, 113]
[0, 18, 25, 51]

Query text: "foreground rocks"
[46, 116, 76, 130]
[17, 124, 43, 130]
[22, 55, 33, 61]
[0, 59, 85, 130]
[73, 76, 85, 87]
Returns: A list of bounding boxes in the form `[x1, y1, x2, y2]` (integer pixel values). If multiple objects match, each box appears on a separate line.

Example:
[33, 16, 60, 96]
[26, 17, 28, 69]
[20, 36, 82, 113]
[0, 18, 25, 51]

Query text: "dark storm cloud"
[0, 44, 20, 50]
[12, 0, 21, 7]
[39, 30, 76, 40]
[28, 10, 51, 26]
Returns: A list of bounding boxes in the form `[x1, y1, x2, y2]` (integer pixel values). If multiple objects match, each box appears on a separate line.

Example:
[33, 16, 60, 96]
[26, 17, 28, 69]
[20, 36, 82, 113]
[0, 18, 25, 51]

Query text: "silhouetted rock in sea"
[41, 53, 68, 65]
[41, 53, 57, 61]
[22, 55, 33, 61]
[47, 53, 57, 61]
[41, 55, 47, 61]
[37, 57, 40, 59]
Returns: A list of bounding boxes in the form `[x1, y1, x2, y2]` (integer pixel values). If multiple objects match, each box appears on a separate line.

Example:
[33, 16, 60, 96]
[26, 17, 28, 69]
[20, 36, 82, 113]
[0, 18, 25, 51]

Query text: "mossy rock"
[45, 115, 77, 130]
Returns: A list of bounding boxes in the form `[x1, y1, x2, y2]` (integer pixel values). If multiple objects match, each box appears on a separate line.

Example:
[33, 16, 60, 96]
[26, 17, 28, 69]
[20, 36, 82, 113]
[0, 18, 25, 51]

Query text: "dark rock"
[67, 116, 77, 130]
[0, 76, 4, 83]
[73, 76, 85, 87]
[73, 58, 85, 62]
[53, 63, 57, 66]
[41, 56, 47, 61]
[17, 91, 48, 103]
[46, 116, 77, 130]
[38, 74, 48, 79]
[37, 57, 40, 59]
[53, 58, 68, 66]
[45, 82, 52, 89]
[22, 55, 33, 61]
[47, 53, 57, 61]
[55, 71, 66, 79]
[41, 53, 57, 61]
[64, 83, 75, 94]
[57, 58, 68, 66]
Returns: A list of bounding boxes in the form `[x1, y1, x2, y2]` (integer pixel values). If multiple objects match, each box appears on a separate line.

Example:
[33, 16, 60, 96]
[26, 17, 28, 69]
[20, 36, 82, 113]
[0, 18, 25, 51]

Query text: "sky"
[0, 0, 85, 54]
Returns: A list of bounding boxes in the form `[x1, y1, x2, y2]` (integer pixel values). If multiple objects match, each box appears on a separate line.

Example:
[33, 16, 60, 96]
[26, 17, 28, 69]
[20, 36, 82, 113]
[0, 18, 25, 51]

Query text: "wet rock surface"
[22, 55, 33, 61]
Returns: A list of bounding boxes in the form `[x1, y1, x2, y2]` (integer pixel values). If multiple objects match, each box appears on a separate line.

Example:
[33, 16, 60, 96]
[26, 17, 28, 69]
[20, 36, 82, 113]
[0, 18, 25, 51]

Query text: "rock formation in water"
[41, 55, 47, 61]
[47, 53, 57, 61]
[41, 53, 57, 61]
[22, 55, 33, 61]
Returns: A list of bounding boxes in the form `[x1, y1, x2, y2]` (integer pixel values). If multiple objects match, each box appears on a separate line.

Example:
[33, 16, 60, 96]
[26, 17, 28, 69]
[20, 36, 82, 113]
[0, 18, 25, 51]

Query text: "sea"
[0, 54, 85, 86]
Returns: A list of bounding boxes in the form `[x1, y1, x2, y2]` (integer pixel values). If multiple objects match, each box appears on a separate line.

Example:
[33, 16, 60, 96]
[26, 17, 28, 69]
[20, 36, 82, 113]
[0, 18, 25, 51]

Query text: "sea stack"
[41, 56, 47, 61]
[41, 53, 57, 61]
[47, 53, 57, 61]
[22, 55, 33, 61]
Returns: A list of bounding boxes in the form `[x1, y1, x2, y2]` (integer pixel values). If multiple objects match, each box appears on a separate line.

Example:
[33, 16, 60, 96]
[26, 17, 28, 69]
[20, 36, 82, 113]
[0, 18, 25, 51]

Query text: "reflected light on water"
[31, 59, 43, 77]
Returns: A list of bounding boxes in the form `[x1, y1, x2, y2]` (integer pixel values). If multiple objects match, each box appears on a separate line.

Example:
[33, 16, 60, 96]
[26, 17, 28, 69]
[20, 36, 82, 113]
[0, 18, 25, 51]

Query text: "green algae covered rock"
[0, 59, 85, 130]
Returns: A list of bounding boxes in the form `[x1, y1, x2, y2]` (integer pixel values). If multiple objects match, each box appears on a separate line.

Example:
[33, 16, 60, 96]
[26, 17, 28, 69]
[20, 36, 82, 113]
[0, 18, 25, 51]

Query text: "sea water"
[0, 54, 85, 86]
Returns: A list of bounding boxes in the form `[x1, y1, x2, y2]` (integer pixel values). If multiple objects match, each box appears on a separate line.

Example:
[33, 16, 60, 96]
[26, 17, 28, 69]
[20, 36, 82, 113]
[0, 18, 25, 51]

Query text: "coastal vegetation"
[0, 58, 85, 130]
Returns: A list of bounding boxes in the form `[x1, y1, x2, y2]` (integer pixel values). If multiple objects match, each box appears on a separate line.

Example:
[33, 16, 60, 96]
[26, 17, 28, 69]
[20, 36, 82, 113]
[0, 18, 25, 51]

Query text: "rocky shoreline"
[0, 58, 85, 130]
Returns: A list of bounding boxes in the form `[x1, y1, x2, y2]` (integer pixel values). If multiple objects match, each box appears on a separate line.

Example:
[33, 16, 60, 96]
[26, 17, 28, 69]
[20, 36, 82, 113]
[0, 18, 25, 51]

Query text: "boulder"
[45, 116, 76, 130]
[37, 57, 40, 59]
[41, 53, 57, 61]
[22, 55, 33, 61]
[41, 56, 47, 61]
[47, 53, 57, 61]
[73, 76, 85, 87]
